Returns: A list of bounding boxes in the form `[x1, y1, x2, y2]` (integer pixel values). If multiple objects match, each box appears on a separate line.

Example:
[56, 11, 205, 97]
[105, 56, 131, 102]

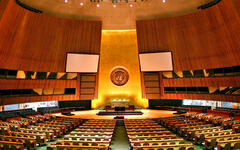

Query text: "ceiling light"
[96, 3, 100, 7]
[163, 0, 166, 3]
[80, 2, 84, 6]
[90, 0, 144, 3]
[129, 4, 133, 7]
[64, 0, 68, 3]
[113, 4, 116, 8]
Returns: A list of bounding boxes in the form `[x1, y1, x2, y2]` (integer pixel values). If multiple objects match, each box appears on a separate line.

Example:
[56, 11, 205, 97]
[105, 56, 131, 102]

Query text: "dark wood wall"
[138, 0, 240, 102]
[0, 0, 102, 72]
[0, 0, 9, 20]
[141, 73, 240, 102]
[163, 77, 240, 87]
[232, 0, 240, 16]
[0, 0, 101, 105]
[136, 0, 240, 71]
[0, 73, 98, 105]
[0, 79, 77, 90]
[0, 95, 78, 106]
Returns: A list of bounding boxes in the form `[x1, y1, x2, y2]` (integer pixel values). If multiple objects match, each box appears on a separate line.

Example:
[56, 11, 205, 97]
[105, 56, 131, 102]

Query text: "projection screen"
[66, 53, 99, 73]
[139, 52, 173, 72]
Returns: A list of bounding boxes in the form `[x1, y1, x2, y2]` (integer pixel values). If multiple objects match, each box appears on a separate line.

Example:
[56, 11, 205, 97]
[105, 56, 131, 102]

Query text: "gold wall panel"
[92, 30, 148, 109]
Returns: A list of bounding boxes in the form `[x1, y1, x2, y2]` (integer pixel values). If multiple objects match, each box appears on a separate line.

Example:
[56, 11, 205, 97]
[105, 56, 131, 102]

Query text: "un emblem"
[110, 68, 129, 86]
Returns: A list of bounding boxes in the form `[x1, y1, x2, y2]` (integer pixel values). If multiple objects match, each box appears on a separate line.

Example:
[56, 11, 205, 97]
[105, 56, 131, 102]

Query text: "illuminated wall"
[92, 30, 148, 109]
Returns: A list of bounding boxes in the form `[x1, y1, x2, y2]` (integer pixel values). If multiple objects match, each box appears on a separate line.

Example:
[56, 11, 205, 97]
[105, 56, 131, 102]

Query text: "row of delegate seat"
[0, 108, 63, 121]
[8, 120, 30, 128]
[0, 122, 21, 132]
[159, 113, 240, 150]
[0, 115, 48, 149]
[0, 109, 40, 121]
[47, 119, 116, 150]
[37, 107, 61, 115]
[0, 114, 81, 150]
[125, 119, 194, 150]
[184, 113, 236, 128]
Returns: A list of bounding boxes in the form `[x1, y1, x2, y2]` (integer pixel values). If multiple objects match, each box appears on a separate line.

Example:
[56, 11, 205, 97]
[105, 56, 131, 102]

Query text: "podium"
[114, 107, 126, 112]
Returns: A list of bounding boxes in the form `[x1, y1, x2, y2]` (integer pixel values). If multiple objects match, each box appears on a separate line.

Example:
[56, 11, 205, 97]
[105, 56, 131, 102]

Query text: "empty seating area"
[0, 0, 240, 149]
[0, 109, 40, 121]
[125, 119, 194, 150]
[47, 119, 116, 150]
[0, 114, 81, 150]
[37, 107, 61, 115]
[159, 113, 240, 150]
[2, 110, 240, 150]
[0, 107, 63, 121]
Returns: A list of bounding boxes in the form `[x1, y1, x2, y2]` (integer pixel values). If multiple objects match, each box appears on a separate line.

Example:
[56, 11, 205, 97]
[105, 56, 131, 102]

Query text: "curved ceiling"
[19, 0, 212, 29]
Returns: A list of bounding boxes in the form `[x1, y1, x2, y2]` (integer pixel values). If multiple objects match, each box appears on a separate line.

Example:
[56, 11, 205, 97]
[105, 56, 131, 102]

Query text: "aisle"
[110, 126, 130, 150]
[36, 141, 56, 150]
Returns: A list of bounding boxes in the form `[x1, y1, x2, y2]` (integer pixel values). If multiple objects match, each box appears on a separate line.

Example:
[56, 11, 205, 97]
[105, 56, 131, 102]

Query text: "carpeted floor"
[36, 140, 58, 150]
[110, 126, 130, 150]
[194, 145, 205, 150]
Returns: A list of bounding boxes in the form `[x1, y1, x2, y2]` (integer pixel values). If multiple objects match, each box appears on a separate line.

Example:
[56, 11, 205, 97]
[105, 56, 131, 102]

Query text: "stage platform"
[97, 110, 143, 116]
[53, 109, 177, 119]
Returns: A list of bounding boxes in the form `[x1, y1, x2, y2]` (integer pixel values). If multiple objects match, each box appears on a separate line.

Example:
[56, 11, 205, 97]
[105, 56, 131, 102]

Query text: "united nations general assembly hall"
[0, 0, 240, 149]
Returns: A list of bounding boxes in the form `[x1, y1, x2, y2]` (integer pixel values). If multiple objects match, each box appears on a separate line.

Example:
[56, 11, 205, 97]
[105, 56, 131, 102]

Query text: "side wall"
[0, 0, 101, 105]
[0, 0, 101, 72]
[137, 0, 240, 71]
[137, 0, 240, 102]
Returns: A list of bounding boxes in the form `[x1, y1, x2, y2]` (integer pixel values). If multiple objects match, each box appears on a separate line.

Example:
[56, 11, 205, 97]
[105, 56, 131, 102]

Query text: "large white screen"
[139, 52, 173, 72]
[66, 53, 99, 73]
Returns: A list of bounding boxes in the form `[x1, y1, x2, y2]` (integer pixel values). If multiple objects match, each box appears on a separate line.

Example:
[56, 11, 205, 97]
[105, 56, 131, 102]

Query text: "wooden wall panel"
[232, 0, 240, 16]
[0, 0, 102, 72]
[140, 72, 146, 98]
[0, 0, 9, 20]
[146, 94, 161, 100]
[163, 76, 240, 87]
[79, 74, 97, 100]
[0, 79, 77, 90]
[143, 73, 161, 97]
[137, 0, 240, 71]
[145, 88, 160, 94]
[143, 72, 165, 99]
[147, 93, 240, 103]
[0, 95, 78, 105]
[159, 72, 164, 96]
[143, 73, 240, 102]
[94, 72, 99, 99]
[145, 82, 160, 87]
[0, 73, 98, 105]
[80, 95, 96, 100]
[75, 73, 81, 99]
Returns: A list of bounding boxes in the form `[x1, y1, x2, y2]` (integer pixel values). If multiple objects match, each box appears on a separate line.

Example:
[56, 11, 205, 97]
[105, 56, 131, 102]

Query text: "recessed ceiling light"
[163, 0, 166, 3]
[96, 3, 100, 7]
[64, 0, 68, 3]
[113, 4, 116, 8]
[80, 2, 83, 6]
[130, 4, 133, 7]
